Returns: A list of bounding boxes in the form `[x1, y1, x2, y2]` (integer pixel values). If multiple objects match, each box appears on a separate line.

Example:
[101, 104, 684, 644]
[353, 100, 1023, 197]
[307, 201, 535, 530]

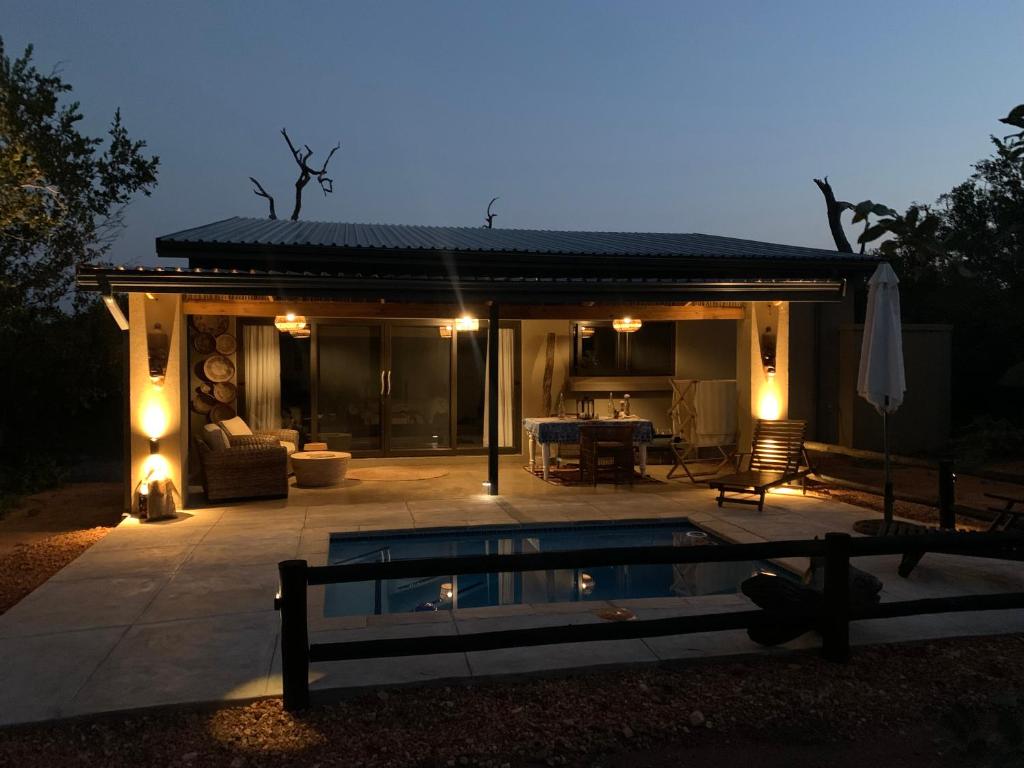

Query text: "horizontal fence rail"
[275, 530, 1024, 710]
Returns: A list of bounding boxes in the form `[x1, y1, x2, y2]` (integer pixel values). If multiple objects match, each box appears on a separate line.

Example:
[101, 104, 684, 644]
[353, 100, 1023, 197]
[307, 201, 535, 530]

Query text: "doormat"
[346, 466, 450, 482]
[522, 464, 665, 487]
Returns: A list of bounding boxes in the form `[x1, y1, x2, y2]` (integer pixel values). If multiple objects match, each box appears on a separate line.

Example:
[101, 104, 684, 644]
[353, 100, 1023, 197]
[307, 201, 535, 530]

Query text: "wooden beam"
[182, 298, 745, 321]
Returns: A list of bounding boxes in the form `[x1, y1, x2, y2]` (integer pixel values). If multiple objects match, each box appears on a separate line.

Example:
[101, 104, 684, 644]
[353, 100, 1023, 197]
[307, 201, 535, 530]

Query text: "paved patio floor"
[1, 457, 1022, 726]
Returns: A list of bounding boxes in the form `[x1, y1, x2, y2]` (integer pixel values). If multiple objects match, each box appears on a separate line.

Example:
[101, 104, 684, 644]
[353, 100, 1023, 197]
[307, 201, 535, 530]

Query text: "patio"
[1, 458, 1023, 727]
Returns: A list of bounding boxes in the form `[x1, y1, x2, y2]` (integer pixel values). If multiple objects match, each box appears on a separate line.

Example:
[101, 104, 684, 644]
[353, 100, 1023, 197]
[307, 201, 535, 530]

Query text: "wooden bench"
[708, 419, 808, 511]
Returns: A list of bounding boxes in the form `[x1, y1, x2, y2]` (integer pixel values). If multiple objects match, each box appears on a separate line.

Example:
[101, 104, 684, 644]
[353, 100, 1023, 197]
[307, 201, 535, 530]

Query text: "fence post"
[938, 459, 956, 530]
[821, 533, 851, 663]
[276, 559, 310, 711]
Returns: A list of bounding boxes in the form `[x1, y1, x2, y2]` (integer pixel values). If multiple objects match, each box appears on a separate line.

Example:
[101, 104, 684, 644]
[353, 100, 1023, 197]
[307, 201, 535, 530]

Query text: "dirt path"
[0, 634, 1020, 767]
[0, 482, 122, 613]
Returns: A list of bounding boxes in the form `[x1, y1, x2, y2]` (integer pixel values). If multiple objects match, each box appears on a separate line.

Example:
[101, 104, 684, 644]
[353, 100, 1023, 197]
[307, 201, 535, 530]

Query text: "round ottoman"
[292, 451, 351, 487]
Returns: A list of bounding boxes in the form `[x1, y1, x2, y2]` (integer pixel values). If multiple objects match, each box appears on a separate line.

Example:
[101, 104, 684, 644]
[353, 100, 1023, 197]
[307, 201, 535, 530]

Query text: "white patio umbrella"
[857, 262, 906, 523]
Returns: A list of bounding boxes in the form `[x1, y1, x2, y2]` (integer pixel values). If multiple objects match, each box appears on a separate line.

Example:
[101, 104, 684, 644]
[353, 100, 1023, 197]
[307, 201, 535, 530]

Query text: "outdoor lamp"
[760, 325, 777, 376]
[439, 324, 453, 338]
[612, 317, 642, 333]
[579, 572, 595, 596]
[440, 582, 454, 601]
[274, 312, 307, 333]
[454, 315, 479, 332]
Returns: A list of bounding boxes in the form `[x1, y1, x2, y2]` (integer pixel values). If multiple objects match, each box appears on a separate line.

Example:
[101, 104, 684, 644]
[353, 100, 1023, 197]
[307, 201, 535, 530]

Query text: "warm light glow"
[579, 326, 595, 339]
[439, 324, 453, 338]
[579, 572, 595, 595]
[612, 317, 642, 333]
[454, 315, 479, 332]
[290, 328, 311, 339]
[757, 383, 781, 421]
[140, 398, 169, 439]
[274, 314, 307, 332]
[141, 453, 170, 483]
[440, 582, 454, 600]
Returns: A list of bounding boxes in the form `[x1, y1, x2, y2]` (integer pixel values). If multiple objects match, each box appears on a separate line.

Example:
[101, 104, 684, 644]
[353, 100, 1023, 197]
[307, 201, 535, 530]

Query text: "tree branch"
[813, 177, 854, 253]
[249, 177, 277, 219]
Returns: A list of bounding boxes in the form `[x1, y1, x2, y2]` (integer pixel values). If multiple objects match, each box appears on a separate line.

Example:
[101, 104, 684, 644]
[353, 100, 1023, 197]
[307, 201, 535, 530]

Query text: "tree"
[249, 129, 339, 220]
[815, 104, 1024, 431]
[0, 38, 158, 489]
[0, 39, 158, 322]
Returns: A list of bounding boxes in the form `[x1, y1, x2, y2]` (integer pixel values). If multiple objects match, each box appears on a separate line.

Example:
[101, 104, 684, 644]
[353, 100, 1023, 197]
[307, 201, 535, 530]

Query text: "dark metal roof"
[157, 216, 876, 264]
[76, 264, 847, 303]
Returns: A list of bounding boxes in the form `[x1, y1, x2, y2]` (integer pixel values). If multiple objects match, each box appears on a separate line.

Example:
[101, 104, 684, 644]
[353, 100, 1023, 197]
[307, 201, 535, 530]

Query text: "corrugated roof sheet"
[157, 216, 875, 262]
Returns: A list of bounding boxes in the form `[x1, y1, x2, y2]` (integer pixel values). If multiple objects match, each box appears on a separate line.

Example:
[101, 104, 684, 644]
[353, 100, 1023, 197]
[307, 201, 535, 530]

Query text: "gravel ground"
[1, 634, 1021, 768]
[0, 527, 110, 614]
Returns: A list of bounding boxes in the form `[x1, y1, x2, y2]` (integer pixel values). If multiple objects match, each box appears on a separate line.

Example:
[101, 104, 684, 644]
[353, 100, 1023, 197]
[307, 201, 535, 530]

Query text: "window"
[572, 321, 675, 376]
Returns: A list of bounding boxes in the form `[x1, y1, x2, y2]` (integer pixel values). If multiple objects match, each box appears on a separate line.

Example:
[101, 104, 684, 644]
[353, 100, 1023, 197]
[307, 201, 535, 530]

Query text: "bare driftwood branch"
[484, 196, 499, 229]
[813, 177, 854, 253]
[249, 177, 277, 220]
[280, 128, 341, 219]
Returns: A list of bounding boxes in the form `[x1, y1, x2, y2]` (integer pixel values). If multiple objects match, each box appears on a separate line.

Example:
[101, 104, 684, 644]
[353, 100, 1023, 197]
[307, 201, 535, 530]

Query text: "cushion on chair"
[279, 440, 296, 455]
[218, 416, 253, 436]
[202, 423, 230, 451]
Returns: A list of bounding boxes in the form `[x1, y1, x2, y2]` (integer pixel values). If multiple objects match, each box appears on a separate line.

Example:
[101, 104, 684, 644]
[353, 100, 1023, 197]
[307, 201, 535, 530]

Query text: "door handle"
[386, 369, 392, 397]
[380, 370, 386, 396]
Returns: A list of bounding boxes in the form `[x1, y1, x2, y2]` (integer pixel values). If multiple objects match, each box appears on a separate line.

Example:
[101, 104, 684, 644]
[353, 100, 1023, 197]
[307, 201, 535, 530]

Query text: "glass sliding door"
[455, 327, 487, 448]
[387, 324, 452, 451]
[317, 324, 383, 452]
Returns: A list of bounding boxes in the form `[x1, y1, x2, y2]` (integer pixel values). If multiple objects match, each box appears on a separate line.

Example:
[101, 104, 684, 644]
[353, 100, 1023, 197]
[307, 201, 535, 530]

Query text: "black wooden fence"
[274, 530, 1024, 711]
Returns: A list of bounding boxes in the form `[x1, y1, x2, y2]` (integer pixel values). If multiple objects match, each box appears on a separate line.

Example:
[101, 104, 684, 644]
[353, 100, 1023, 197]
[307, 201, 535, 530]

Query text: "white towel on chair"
[694, 379, 737, 447]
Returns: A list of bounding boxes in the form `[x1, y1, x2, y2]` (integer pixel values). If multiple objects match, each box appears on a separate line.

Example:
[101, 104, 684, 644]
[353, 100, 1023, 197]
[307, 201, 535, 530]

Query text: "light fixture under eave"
[439, 324, 453, 339]
[290, 328, 311, 339]
[274, 313, 307, 333]
[612, 317, 642, 333]
[578, 325, 595, 339]
[454, 315, 479, 332]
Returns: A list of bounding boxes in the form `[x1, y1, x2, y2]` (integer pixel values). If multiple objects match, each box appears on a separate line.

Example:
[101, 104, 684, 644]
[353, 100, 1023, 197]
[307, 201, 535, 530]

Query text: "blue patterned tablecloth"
[522, 417, 655, 444]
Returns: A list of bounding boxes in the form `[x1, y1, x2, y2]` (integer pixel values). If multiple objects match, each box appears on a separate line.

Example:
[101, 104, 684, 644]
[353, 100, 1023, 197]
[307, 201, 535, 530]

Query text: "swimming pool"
[324, 519, 787, 617]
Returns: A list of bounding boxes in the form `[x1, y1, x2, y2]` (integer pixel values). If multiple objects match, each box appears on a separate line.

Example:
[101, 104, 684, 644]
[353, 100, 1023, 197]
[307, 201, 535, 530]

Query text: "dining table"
[522, 416, 656, 481]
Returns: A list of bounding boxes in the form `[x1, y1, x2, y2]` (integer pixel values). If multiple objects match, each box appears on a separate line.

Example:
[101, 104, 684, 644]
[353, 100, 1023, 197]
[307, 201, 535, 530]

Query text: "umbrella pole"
[883, 398, 894, 523]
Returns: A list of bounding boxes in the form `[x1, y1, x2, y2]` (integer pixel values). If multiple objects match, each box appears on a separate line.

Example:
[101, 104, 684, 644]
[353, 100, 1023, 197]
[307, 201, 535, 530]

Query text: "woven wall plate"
[191, 315, 229, 336]
[213, 381, 236, 403]
[208, 403, 236, 423]
[193, 332, 215, 355]
[191, 392, 216, 415]
[202, 354, 235, 383]
[215, 333, 236, 355]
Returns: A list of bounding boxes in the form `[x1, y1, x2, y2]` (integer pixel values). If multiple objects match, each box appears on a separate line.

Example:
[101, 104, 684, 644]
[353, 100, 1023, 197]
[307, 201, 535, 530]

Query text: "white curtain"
[483, 327, 515, 448]
[243, 325, 281, 431]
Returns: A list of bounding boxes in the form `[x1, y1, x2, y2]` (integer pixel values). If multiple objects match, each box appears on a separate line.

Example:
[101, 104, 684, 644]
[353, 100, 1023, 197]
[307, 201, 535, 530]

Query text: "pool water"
[324, 519, 788, 617]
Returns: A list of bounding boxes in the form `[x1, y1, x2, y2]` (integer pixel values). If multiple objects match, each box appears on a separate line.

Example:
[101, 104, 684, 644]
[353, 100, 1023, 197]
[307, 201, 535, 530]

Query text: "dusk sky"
[6, 1, 1023, 266]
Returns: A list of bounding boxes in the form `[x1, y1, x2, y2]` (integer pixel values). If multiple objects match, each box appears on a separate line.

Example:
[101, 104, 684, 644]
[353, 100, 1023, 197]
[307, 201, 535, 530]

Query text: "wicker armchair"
[254, 428, 299, 472]
[196, 434, 289, 502]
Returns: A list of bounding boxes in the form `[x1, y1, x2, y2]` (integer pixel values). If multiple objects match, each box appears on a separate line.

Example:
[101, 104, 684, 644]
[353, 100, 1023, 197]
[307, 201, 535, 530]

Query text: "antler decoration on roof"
[484, 196, 499, 229]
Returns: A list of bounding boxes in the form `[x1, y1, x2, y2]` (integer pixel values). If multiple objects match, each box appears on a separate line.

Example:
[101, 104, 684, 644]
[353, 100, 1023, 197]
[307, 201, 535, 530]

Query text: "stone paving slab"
[1, 469, 1023, 726]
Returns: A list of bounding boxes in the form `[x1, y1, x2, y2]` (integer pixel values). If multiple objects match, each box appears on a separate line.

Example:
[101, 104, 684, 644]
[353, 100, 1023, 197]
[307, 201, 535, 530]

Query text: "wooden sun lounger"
[708, 419, 808, 512]
[984, 492, 1024, 531]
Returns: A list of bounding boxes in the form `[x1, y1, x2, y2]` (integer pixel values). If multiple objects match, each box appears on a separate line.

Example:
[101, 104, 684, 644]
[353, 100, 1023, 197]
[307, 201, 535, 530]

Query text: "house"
[76, 216, 879, 511]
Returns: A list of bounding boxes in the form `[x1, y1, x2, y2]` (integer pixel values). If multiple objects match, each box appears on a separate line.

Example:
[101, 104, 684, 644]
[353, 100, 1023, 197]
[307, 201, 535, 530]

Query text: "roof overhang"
[77, 265, 848, 304]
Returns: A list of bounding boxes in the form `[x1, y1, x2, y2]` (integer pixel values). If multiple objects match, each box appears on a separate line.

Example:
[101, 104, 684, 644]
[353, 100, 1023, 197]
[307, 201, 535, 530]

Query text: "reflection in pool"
[324, 519, 787, 617]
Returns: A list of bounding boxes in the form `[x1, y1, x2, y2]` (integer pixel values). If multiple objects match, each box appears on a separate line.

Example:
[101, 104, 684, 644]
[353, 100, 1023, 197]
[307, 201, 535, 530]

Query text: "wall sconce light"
[149, 437, 160, 454]
[439, 324, 453, 339]
[454, 315, 479, 332]
[612, 317, 642, 333]
[760, 325, 777, 377]
[274, 312, 307, 333]
[439, 582, 454, 601]
[147, 322, 170, 386]
[578, 325, 595, 339]
[579, 572, 595, 596]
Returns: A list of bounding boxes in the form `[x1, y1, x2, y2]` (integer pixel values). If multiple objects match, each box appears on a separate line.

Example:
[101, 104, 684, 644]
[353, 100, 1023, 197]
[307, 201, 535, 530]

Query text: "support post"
[487, 301, 500, 495]
[276, 559, 310, 711]
[938, 459, 956, 530]
[821, 532, 851, 662]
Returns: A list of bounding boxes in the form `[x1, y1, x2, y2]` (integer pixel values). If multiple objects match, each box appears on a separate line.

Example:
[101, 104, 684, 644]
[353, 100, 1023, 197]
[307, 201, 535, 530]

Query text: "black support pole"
[822, 532, 851, 662]
[487, 301, 500, 495]
[276, 559, 310, 711]
[938, 459, 956, 530]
